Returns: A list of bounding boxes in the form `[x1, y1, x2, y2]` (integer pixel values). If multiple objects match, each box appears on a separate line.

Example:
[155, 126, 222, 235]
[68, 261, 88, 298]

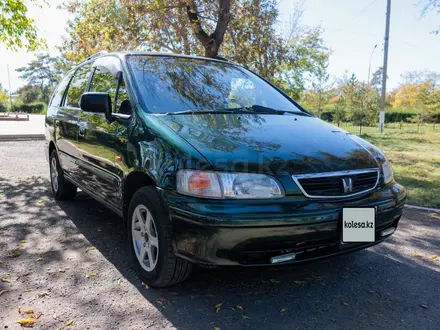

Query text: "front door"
[76, 56, 127, 210]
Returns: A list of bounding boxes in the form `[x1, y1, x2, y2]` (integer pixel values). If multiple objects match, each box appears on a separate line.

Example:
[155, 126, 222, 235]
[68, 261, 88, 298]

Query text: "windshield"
[126, 55, 303, 114]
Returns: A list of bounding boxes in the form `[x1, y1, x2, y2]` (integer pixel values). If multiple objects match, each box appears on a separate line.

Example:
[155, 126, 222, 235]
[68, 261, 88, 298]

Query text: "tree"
[62, 0, 329, 99]
[63, 0, 231, 60]
[421, 0, 440, 34]
[332, 96, 346, 124]
[16, 84, 41, 103]
[0, 0, 44, 50]
[16, 54, 64, 102]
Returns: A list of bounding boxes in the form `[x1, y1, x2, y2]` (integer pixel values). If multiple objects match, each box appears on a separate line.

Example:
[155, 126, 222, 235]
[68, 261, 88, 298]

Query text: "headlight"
[382, 160, 394, 184]
[176, 170, 284, 199]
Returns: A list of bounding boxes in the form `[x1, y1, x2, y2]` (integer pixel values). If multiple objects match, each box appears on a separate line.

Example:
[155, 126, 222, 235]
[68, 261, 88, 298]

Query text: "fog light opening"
[270, 252, 297, 264]
[380, 227, 396, 237]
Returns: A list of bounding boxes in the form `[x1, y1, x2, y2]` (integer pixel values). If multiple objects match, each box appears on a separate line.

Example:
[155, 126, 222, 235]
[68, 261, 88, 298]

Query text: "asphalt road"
[0, 141, 439, 330]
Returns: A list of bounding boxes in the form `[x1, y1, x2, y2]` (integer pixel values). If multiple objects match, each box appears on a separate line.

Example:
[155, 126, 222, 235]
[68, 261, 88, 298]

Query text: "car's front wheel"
[49, 150, 77, 200]
[127, 186, 192, 287]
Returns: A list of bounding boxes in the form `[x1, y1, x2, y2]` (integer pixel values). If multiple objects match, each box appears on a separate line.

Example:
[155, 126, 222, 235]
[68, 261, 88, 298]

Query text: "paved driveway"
[0, 141, 439, 329]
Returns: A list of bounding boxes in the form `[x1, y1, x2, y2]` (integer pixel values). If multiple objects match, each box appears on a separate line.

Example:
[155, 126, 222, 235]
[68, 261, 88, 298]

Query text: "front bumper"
[160, 183, 406, 266]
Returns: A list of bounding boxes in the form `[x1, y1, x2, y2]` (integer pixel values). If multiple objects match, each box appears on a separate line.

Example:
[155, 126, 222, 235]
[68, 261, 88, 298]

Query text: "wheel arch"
[122, 170, 157, 223]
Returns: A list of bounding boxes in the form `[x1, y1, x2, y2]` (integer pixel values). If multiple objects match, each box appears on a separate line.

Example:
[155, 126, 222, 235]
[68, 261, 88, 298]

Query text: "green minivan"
[45, 52, 406, 287]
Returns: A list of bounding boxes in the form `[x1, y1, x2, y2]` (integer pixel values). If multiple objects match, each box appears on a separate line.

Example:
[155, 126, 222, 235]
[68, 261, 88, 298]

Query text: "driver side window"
[89, 66, 131, 114]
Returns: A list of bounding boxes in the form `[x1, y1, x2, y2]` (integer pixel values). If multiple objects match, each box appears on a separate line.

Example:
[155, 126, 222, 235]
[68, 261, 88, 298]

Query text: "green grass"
[333, 123, 440, 208]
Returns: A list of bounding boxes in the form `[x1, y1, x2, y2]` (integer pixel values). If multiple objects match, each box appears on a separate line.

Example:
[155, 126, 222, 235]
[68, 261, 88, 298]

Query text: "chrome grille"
[292, 169, 380, 198]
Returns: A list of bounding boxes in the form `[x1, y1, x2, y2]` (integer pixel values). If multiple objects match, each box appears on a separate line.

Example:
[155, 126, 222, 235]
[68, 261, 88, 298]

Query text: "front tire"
[127, 186, 192, 287]
[49, 150, 77, 200]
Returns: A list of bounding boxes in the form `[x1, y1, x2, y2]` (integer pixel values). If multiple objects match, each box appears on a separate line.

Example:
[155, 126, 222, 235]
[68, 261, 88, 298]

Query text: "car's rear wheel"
[127, 186, 192, 287]
[49, 150, 77, 200]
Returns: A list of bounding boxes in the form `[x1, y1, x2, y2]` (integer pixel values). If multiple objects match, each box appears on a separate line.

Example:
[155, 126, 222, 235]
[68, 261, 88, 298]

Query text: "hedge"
[0, 103, 6, 112]
[12, 103, 45, 113]
[385, 111, 417, 123]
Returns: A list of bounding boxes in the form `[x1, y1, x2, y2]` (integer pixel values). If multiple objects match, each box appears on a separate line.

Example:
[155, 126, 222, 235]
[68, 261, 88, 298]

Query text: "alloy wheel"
[132, 204, 159, 272]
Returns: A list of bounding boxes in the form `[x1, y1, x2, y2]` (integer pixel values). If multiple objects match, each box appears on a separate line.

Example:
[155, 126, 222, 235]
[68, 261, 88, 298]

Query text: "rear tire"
[49, 150, 77, 200]
[127, 186, 192, 287]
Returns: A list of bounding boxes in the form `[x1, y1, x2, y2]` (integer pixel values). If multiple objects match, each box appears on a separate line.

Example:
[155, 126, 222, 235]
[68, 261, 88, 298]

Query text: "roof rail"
[214, 56, 229, 62]
[86, 50, 108, 61]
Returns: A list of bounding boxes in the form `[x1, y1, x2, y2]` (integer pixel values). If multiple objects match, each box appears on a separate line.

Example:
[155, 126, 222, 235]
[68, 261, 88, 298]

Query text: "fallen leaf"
[33, 313, 42, 319]
[142, 282, 149, 289]
[421, 304, 429, 309]
[97, 227, 103, 232]
[241, 315, 250, 319]
[23, 309, 35, 314]
[117, 279, 121, 285]
[66, 257, 73, 260]
[294, 280, 306, 284]
[431, 255, 438, 260]
[38, 292, 50, 298]
[215, 302, 223, 313]
[23, 289, 33, 292]
[411, 253, 423, 257]
[65, 320, 73, 326]
[8, 250, 21, 258]
[85, 273, 97, 278]
[280, 308, 286, 313]
[37, 256, 44, 261]
[0, 261, 3, 264]
[37, 200, 43, 204]
[86, 246, 96, 252]
[155, 297, 168, 305]
[20, 240, 29, 244]
[16, 273, 30, 279]
[342, 301, 350, 306]
[270, 278, 280, 283]
[17, 318, 37, 326]
[236, 305, 244, 311]
[0, 290, 8, 296]
[0, 277, 10, 283]
[58, 267, 70, 273]
[214, 327, 220, 330]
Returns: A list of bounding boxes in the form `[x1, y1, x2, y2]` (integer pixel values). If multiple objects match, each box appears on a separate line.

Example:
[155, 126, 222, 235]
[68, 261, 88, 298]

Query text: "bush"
[385, 111, 417, 123]
[0, 103, 6, 112]
[320, 111, 333, 122]
[12, 103, 45, 113]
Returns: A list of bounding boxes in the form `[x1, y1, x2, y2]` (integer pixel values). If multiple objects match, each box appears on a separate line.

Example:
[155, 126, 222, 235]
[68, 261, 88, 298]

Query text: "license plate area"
[342, 208, 376, 243]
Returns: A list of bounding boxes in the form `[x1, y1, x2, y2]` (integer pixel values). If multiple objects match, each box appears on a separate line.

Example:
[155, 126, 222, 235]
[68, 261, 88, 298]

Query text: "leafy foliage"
[61, 0, 329, 98]
[0, 0, 44, 51]
[15, 54, 66, 102]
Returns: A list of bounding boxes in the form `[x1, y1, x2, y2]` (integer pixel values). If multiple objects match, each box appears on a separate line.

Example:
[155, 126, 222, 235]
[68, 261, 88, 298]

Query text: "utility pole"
[379, 0, 391, 133]
[7, 64, 13, 111]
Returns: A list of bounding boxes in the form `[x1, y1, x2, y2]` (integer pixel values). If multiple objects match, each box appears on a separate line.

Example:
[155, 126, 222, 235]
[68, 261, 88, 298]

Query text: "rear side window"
[65, 63, 92, 108]
[49, 73, 72, 107]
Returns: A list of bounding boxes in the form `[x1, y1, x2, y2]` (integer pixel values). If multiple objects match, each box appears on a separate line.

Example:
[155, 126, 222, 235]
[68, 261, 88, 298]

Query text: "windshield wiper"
[165, 108, 240, 115]
[234, 105, 306, 115]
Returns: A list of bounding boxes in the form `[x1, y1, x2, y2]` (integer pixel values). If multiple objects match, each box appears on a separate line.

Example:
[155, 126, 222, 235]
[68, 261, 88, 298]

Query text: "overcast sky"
[1, 0, 439, 93]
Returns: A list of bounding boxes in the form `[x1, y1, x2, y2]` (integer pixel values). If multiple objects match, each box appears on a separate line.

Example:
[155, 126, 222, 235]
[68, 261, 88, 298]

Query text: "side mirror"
[80, 92, 111, 120]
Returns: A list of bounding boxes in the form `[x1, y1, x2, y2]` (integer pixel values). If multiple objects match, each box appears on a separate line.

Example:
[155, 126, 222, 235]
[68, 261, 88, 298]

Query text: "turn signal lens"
[177, 170, 222, 198]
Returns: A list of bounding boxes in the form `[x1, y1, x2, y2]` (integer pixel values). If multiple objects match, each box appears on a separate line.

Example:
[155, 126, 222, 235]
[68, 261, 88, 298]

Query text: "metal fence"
[327, 121, 439, 135]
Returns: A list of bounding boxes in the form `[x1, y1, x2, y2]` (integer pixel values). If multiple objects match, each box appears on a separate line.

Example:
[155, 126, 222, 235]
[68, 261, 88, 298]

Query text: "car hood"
[157, 113, 379, 175]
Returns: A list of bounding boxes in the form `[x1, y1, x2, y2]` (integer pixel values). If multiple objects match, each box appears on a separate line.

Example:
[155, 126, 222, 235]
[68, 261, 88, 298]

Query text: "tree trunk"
[186, 0, 231, 58]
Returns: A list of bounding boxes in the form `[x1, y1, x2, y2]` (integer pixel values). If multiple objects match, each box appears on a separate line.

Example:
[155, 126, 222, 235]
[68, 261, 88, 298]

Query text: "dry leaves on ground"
[215, 303, 223, 313]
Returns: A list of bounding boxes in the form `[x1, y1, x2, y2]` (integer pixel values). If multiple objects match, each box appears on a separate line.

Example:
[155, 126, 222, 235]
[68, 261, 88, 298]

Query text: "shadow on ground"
[1, 176, 439, 329]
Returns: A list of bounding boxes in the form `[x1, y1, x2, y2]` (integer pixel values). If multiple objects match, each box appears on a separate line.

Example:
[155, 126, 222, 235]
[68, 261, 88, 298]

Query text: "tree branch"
[186, 1, 211, 45]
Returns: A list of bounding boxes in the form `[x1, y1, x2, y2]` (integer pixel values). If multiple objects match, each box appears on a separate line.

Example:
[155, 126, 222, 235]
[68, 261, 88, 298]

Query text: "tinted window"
[127, 56, 302, 114]
[65, 63, 92, 108]
[49, 73, 72, 107]
[90, 66, 130, 113]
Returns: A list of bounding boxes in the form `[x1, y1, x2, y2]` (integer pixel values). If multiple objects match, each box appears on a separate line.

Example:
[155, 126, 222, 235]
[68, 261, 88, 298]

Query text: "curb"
[0, 134, 45, 141]
[405, 204, 440, 213]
